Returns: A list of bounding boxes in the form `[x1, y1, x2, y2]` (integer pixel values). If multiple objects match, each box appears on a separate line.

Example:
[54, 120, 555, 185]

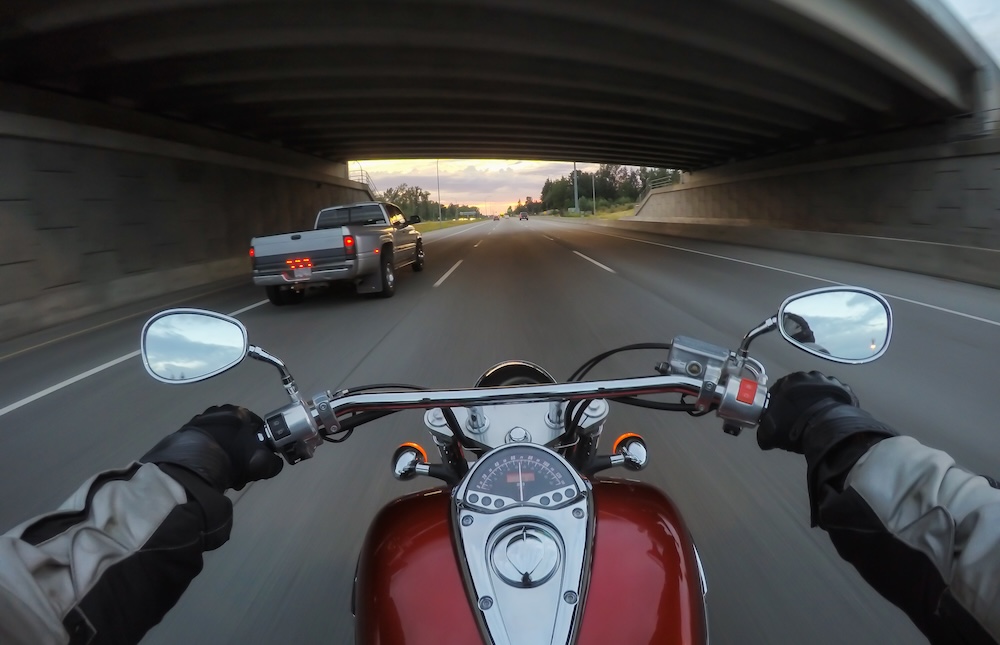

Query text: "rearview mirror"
[141, 309, 248, 383]
[778, 287, 892, 364]
[408, 215, 421, 224]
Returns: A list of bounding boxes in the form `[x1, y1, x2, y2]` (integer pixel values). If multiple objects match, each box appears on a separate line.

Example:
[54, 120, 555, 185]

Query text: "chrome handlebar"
[262, 372, 768, 464]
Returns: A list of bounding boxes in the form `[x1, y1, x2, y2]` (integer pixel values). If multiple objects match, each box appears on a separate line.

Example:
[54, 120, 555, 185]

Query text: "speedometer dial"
[471, 450, 572, 502]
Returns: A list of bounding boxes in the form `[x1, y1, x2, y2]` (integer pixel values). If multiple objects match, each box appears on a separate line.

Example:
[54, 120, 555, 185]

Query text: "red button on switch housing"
[736, 379, 758, 405]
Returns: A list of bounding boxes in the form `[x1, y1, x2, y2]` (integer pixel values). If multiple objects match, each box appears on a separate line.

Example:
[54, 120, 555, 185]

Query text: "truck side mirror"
[408, 215, 421, 224]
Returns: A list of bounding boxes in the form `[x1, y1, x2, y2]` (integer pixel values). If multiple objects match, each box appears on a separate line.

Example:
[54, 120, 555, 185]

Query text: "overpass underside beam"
[0, 0, 995, 167]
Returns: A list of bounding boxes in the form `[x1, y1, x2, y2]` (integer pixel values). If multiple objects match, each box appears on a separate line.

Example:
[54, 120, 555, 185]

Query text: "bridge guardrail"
[636, 175, 675, 208]
[351, 168, 381, 199]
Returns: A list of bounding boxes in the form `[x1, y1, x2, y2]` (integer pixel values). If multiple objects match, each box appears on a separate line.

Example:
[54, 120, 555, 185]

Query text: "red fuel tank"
[354, 480, 707, 644]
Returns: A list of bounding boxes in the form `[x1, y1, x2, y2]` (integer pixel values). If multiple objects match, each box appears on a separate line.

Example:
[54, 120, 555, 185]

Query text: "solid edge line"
[573, 250, 616, 273]
[584, 227, 1000, 328]
[0, 281, 245, 363]
[0, 351, 140, 417]
[434, 260, 464, 287]
[0, 299, 271, 419]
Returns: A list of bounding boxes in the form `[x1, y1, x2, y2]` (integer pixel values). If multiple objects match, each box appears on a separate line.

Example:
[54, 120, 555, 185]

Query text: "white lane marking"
[0, 282, 244, 363]
[587, 228, 1000, 328]
[423, 221, 487, 244]
[228, 300, 268, 316]
[544, 235, 555, 241]
[573, 251, 616, 273]
[880, 295, 1000, 328]
[0, 300, 270, 419]
[474, 241, 482, 248]
[0, 352, 141, 418]
[434, 260, 464, 287]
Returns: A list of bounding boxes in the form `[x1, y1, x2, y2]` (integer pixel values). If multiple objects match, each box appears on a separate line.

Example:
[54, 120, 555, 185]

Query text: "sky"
[354, 2, 1000, 214]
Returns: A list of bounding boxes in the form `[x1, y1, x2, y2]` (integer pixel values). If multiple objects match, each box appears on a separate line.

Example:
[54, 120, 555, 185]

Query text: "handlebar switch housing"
[667, 336, 730, 411]
[265, 402, 322, 464]
[717, 376, 768, 434]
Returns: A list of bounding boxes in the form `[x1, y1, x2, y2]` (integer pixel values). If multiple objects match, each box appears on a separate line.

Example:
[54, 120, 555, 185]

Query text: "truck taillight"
[285, 258, 313, 269]
[344, 235, 356, 255]
[249, 247, 255, 258]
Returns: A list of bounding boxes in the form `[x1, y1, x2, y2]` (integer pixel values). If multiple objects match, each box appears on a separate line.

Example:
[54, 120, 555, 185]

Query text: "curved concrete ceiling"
[0, 0, 987, 169]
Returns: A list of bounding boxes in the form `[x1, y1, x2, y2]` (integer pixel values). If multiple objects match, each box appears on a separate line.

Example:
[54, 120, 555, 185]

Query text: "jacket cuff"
[801, 404, 897, 526]
[155, 463, 233, 551]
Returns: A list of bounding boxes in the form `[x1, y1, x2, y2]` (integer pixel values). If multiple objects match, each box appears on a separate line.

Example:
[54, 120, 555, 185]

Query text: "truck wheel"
[378, 251, 396, 298]
[266, 286, 304, 306]
[413, 242, 425, 272]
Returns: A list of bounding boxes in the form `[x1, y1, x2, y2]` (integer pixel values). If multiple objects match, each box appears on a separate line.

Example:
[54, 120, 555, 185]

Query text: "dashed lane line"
[434, 260, 464, 287]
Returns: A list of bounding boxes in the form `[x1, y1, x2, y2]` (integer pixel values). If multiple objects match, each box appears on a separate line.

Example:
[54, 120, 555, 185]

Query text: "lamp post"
[436, 159, 443, 222]
[572, 161, 580, 214]
[591, 172, 597, 216]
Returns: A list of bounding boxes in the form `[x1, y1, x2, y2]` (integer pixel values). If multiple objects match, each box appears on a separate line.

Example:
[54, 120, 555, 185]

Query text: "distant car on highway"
[519, 212, 529, 220]
[493, 215, 500, 221]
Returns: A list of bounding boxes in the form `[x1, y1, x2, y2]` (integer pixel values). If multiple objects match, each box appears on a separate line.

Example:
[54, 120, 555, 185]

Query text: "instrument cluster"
[463, 446, 581, 512]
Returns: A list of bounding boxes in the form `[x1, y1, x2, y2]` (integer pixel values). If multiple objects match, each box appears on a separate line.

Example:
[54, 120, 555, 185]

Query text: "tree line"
[380, 184, 481, 220]
[381, 165, 679, 220]
[511, 165, 679, 215]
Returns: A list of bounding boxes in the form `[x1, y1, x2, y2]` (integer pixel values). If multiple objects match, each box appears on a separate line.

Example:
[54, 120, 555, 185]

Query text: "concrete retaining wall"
[633, 132, 1000, 288]
[583, 218, 1000, 289]
[0, 86, 371, 341]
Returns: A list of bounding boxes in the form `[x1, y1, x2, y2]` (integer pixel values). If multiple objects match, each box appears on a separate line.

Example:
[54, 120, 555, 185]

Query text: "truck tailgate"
[251, 228, 344, 257]
[252, 228, 352, 278]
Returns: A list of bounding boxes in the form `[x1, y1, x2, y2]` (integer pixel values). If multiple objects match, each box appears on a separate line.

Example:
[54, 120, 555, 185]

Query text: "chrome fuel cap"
[490, 524, 561, 588]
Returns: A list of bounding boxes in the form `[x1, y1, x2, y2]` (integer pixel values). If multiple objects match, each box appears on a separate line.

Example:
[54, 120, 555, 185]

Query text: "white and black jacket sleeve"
[803, 405, 1000, 644]
[0, 461, 232, 645]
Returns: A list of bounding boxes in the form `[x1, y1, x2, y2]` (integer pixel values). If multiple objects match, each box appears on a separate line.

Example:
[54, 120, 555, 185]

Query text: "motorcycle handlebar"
[326, 374, 707, 417]
[262, 373, 767, 463]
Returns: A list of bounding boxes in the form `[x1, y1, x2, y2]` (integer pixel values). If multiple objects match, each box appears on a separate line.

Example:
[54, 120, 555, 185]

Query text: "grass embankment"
[595, 208, 635, 220]
[558, 208, 635, 220]
[413, 219, 482, 233]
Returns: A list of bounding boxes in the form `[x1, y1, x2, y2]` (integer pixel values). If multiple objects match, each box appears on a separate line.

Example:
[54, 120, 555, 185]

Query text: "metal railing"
[637, 175, 676, 205]
[350, 166, 381, 199]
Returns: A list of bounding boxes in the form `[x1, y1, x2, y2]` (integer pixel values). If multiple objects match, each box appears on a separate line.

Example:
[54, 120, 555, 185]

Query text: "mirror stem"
[248, 345, 302, 402]
[736, 316, 777, 367]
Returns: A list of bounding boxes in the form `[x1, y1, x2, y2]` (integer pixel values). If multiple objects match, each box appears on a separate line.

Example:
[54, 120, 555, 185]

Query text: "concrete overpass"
[0, 0, 998, 338]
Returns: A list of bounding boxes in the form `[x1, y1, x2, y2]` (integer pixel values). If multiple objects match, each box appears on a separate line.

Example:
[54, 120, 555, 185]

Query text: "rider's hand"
[142, 404, 284, 491]
[757, 371, 859, 453]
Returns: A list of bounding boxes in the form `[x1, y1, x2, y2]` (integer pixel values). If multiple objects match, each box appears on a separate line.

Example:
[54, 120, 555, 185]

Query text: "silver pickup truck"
[250, 201, 424, 305]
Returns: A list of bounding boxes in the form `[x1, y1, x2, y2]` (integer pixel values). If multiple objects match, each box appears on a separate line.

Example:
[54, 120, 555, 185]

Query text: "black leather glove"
[142, 404, 284, 492]
[757, 371, 859, 453]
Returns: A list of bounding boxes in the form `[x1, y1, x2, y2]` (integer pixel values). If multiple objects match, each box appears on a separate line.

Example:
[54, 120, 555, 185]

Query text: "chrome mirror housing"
[141, 309, 248, 383]
[778, 287, 892, 364]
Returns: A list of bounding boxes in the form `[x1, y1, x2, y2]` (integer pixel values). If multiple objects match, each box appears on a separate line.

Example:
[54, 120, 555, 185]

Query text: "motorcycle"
[139, 285, 892, 645]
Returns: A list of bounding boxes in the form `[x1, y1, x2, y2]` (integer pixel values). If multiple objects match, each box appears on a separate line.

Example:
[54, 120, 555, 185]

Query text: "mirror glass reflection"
[143, 313, 247, 382]
[779, 291, 890, 362]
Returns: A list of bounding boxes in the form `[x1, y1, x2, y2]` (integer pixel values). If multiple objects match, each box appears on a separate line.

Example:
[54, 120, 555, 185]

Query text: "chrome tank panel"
[354, 481, 706, 644]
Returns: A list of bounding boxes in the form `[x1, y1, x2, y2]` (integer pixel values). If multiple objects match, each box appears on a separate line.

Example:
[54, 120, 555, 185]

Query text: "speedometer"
[471, 449, 572, 503]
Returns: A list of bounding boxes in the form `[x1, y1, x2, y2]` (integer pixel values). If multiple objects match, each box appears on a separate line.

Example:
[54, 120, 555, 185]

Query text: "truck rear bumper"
[252, 254, 378, 287]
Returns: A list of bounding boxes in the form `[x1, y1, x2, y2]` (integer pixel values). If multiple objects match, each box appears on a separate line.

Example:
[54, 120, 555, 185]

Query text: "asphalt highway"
[2, 216, 998, 644]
